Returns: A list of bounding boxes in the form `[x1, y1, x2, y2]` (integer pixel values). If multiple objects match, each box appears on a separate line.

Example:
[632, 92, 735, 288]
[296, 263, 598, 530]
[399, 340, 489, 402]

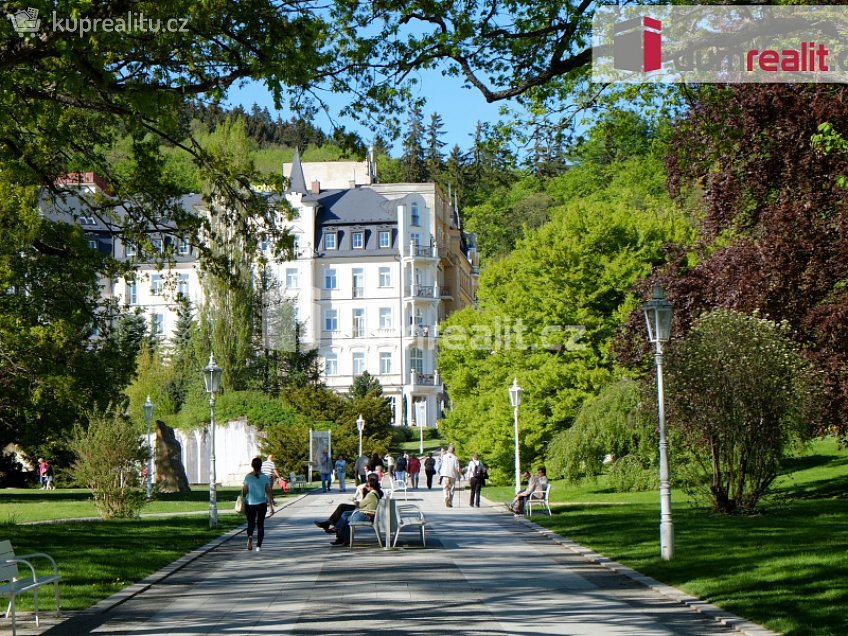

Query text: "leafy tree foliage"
[618, 86, 848, 440]
[663, 310, 820, 513]
[439, 141, 691, 483]
[546, 378, 656, 483]
[70, 406, 148, 518]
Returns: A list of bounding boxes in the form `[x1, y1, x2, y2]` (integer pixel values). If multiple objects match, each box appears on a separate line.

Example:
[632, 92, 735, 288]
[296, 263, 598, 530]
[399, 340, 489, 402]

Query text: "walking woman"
[243, 456, 275, 552]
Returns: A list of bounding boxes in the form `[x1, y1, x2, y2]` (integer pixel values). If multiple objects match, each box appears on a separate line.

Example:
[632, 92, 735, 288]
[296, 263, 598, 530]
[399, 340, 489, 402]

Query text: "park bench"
[389, 478, 408, 501]
[0, 540, 60, 636]
[348, 496, 385, 548]
[525, 483, 552, 516]
[391, 503, 427, 547]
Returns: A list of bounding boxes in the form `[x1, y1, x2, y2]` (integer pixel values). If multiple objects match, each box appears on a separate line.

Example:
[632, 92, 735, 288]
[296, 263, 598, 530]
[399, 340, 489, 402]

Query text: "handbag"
[235, 494, 246, 514]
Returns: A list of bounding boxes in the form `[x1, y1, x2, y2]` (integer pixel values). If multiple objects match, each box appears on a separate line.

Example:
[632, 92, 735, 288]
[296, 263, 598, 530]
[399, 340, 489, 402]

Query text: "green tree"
[400, 104, 427, 183]
[664, 310, 821, 513]
[425, 112, 446, 182]
[439, 150, 691, 482]
[546, 378, 656, 484]
[70, 406, 148, 519]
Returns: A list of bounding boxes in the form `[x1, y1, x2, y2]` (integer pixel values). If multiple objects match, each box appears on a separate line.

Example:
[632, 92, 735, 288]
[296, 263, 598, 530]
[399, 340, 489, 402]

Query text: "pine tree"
[425, 112, 446, 182]
[400, 104, 427, 182]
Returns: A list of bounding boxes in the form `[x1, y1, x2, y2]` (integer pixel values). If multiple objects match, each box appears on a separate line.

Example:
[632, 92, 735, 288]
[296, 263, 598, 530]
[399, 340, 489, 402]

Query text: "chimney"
[310, 180, 320, 194]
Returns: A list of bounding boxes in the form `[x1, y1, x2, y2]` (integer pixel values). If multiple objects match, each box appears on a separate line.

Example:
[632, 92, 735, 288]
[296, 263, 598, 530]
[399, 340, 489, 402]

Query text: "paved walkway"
[13, 486, 775, 636]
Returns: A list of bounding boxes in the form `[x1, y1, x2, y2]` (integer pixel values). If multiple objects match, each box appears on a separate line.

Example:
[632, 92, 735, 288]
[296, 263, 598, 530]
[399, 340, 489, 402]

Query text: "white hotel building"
[55, 157, 479, 428]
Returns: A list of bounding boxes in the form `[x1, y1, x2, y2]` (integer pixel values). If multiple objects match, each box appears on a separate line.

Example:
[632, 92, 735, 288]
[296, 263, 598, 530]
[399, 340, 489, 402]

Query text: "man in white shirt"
[439, 444, 462, 507]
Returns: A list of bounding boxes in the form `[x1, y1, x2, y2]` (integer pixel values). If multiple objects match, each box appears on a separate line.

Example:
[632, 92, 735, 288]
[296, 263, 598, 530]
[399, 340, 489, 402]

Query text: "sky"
[225, 67, 509, 153]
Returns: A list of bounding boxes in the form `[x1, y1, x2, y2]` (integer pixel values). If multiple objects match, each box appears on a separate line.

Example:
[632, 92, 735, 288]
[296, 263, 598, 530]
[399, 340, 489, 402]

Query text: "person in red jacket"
[408, 454, 421, 489]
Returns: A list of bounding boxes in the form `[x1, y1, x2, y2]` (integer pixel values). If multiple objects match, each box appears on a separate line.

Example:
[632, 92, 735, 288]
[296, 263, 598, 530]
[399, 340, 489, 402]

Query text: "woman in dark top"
[424, 452, 437, 489]
[370, 453, 384, 471]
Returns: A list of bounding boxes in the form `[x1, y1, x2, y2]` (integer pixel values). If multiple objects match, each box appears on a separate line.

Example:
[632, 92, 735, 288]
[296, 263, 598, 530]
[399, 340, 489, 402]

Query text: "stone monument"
[155, 420, 191, 493]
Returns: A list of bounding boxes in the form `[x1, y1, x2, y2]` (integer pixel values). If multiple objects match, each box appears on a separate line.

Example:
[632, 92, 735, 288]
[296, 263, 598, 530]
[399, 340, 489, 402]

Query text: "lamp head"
[642, 284, 674, 344]
[142, 395, 154, 423]
[508, 377, 524, 408]
[203, 353, 223, 394]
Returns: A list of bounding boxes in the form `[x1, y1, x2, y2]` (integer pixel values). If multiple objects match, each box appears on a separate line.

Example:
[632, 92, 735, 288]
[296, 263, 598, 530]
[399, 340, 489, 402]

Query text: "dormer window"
[352, 231, 364, 249]
[379, 230, 391, 248]
[151, 238, 163, 253]
[325, 233, 337, 250]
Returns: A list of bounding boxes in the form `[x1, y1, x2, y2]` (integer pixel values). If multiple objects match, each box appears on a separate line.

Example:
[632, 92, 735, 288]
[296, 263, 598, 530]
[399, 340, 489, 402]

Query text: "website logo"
[614, 17, 662, 72]
[8, 7, 40, 36]
[593, 6, 848, 84]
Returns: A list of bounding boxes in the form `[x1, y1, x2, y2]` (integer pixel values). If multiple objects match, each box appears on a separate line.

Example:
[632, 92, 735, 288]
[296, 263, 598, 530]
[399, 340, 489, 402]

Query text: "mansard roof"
[311, 187, 396, 225]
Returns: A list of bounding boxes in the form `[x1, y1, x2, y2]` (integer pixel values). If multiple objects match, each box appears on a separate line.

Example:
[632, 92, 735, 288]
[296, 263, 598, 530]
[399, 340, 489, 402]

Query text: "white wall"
[174, 418, 263, 487]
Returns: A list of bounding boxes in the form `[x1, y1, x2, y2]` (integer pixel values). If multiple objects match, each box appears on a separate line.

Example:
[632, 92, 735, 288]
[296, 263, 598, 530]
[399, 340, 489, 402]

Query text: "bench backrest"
[0, 540, 19, 581]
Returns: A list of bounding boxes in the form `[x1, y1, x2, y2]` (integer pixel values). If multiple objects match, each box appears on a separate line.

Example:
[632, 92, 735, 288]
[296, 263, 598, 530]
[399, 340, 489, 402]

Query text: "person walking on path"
[465, 453, 486, 507]
[423, 452, 436, 489]
[318, 451, 333, 493]
[408, 453, 421, 489]
[261, 454, 282, 493]
[243, 457, 275, 552]
[395, 452, 408, 485]
[384, 452, 396, 479]
[439, 444, 461, 507]
[354, 452, 369, 485]
[334, 456, 348, 492]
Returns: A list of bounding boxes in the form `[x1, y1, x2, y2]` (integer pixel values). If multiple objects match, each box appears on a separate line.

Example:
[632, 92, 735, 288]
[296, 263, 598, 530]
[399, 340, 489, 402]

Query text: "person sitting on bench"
[508, 467, 547, 515]
[314, 479, 371, 533]
[331, 474, 383, 546]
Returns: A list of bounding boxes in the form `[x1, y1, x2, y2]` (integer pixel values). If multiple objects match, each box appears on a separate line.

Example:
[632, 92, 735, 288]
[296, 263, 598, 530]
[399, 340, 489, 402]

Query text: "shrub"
[70, 406, 148, 518]
[605, 455, 658, 492]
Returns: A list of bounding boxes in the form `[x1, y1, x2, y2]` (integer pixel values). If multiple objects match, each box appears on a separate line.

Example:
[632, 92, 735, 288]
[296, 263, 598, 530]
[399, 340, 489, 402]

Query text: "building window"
[151, 238, 163, 253]
[79, 216, 97, 226]
[151, 313, 164, 336]
[378, 267, 392, 288]
[127, 280, 138, 305]
[410, 232, 421, 248]
[325, 353, 338, 376]
[125, 242, 136, 257]
[379, 230, 391, 248]
[325, 233, 337, 250]
[353, 351, 366, 375]
[292, 234, 301, 256]
[379, 307, 393, 330]
[177, 274, 190, 297]
[380, 351, 393, 374]
[353, 308, 365, 338]
[411, 348, 424, 374]
[286, 268, 299, 289]
[324, 269, 337, 289]
[150, 275, 164, 296]
[411, 203, 420, 227]
[352, 232, 364, 249]
[324, 309, 338, 332]
[177, 238, 190, 255]
[352, 268, 364, 298]
[87, 239, 98, 250]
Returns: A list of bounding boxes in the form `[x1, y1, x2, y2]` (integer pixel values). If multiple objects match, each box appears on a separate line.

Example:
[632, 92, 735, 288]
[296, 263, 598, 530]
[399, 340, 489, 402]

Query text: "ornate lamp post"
[508, 377, 524, 494]
[203, 352, 223, 529]
[356, 414, 365, 459]
[142, 395, 155, 500]
[643, 284, 675, 561]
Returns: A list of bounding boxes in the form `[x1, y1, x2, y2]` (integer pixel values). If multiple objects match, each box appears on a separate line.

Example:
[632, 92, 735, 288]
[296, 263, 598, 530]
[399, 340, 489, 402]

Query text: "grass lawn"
[3, 515, 245, 611]
[0, 486, 257, 523]
[396, 438, 442, 454]
[485, 438, 848, 636]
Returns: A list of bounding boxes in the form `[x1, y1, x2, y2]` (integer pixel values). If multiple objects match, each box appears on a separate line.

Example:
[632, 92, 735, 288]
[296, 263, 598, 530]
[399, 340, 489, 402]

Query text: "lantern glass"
[642, 285, 674, 344]
[142, 395, 154, 423]
[356, 415, 365, 433]
[508, 377, 523, 408]
[203, 353, 223, 394]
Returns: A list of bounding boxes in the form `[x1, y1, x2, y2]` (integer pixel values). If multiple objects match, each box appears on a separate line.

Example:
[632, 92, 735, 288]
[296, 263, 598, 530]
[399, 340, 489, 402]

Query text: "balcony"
[440, 285, 453, 299]
[404, 284, 439, 300]
[403, 241, 439, 259]
[408, 324, 437, 338]
[408, 370, 441, 387]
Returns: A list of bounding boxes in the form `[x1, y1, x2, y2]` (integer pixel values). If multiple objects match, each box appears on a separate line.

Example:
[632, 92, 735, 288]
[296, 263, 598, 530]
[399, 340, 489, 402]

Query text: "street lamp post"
[356, 414, 365, 459]
[142, 395, 155, 501]
[203, 353, 223, 529]
[416, 415, 423, 454]
[643, 284, 675, 561]
[508, 378, 524, 495]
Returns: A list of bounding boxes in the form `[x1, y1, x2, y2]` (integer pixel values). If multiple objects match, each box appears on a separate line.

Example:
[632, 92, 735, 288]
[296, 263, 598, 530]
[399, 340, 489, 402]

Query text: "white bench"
[0, 540, 60, 636]
[525, 483, 552, 516]
[392, 503, 427, 547]
[348, 497, 385, 548]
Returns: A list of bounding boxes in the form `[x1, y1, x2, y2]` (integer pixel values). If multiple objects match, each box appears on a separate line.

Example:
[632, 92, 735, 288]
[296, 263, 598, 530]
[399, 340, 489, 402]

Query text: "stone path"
[7, 486, 776, 636]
